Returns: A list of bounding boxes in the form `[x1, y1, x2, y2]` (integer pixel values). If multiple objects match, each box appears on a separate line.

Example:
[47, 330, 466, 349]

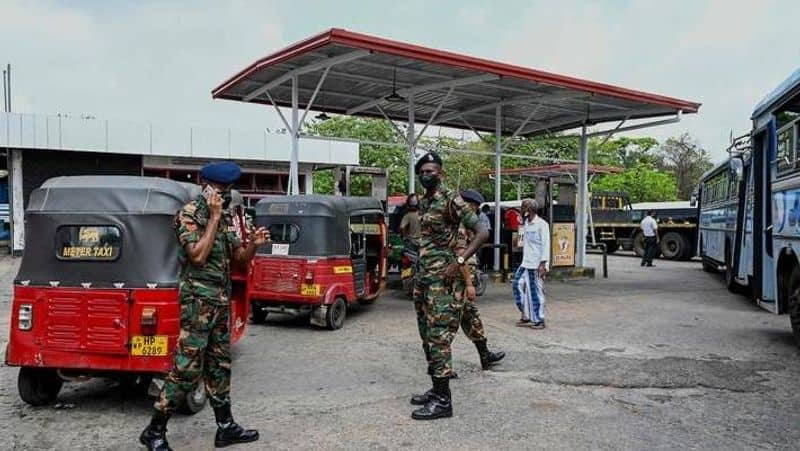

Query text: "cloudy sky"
[2, 0, 799, 163]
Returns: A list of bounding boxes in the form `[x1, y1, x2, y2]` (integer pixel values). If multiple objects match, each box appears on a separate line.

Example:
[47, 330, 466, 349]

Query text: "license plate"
[401, 268, 412, 278]
[300, 284, 320, 296]
[131, 335, 168, 357]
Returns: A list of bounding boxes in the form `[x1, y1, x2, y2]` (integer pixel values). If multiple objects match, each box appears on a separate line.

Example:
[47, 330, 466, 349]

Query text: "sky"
[2, 0, 799, 164]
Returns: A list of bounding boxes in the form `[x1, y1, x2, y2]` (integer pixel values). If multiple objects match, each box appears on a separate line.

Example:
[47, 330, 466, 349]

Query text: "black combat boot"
[410, 388, 434, 405]
[411, 377, 453, 420]
[475, 340, 506, 370]
[213, 405, 260, 448]
[139, 411, 172, 451]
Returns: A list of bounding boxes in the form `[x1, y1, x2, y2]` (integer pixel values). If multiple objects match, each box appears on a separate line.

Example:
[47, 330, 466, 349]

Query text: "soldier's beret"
[460, 189, 485, 205]
[415, 152, 443, 174]
[201, 161, 241, 184]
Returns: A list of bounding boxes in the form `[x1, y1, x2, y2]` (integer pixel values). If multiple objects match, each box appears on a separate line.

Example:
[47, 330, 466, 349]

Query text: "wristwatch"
[457, 256, 466, 266]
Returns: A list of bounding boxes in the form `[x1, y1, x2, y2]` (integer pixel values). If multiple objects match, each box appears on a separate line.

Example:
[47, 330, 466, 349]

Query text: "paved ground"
[1, 254, 798, 450]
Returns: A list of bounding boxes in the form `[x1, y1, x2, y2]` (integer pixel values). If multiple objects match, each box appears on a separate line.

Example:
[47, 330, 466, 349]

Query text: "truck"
[590, 191, 698, 261]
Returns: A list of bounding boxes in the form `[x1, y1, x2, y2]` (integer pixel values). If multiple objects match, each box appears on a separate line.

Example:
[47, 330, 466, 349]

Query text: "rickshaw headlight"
[18, 304, 33, 331]
[304, 270, 315, 283]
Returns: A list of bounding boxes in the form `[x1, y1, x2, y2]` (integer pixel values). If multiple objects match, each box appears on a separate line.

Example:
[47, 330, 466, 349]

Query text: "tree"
[591, 163, 678, 203]
[304, 116, 407, 195]
[658, 133, 713, 200]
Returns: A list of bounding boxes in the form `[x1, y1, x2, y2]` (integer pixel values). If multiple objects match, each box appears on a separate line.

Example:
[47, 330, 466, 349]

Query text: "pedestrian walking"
[640, 210, 659, 267]
[409, 152, 489, 421]
[139, 162, 269, 451]
[512, 199, 550, 330]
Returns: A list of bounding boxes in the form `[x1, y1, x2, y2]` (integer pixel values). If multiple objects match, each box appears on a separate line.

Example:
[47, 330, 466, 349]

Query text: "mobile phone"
[202, 185, 218, 200]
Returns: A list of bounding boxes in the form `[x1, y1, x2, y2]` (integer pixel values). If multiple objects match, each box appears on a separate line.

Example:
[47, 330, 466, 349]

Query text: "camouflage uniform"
[451, 226, 486, 343]
[154, 196, 241, 414]
[415, 188, 479, 378]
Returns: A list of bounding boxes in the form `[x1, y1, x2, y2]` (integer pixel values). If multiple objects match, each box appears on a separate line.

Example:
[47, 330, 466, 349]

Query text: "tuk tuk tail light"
[141, 307, 158, 336]
[304, 270, 315, 283]
[18, 304, 33, 331]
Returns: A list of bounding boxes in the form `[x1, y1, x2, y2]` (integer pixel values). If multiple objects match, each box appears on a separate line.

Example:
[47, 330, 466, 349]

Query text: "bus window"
[777, 126, 794, 173]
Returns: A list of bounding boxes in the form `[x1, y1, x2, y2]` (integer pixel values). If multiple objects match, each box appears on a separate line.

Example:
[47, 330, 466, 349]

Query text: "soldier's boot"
[411, 377, 453, 420]
[139, 411, 173, 451]
[410, 388, 434, 406]
[213, 405, 260, 448]
[475, 340, 506, 370]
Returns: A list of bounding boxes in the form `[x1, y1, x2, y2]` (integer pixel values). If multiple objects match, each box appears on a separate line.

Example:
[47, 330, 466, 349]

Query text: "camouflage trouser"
[453, 270, 486, 343]
[414, 276, 465, 378]
[154, 293, 231, 414]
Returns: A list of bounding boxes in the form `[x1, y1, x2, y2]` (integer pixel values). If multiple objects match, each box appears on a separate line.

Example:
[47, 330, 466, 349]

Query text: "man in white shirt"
[640, 210, 659, 267]
[512, 199, 550, 329]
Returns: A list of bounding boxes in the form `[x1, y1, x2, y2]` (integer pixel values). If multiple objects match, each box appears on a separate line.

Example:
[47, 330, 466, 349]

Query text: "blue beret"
[201, 161, 241, 184]
[460, 189, 484, 205]
[415, 152, 443, 174]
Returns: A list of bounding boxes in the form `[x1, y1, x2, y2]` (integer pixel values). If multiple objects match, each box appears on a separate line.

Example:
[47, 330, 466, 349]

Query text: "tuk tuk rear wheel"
[326, 297, 347, 330]
[179, 384, 207, 415]
[18, 367, 63, 406]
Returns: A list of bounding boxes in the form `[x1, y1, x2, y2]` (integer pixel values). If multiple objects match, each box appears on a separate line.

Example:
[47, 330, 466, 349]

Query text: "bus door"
[753, 119, 779, 312]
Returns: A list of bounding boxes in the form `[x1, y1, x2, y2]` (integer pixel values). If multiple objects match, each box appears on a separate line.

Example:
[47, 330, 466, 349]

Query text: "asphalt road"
[1, 255, 798, 450]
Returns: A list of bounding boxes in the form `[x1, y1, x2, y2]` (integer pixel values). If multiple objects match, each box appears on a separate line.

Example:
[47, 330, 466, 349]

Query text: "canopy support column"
[289, 74, 300, 195]
[575, 124, 588, 267]
[493, 104, 502, 272]
[407, 95, 416, 194]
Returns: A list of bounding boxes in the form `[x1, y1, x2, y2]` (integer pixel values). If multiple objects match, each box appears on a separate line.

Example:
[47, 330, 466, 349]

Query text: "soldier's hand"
[250, 227, 270, 246]
[444, 262, 460, 283]
[466, 284, 477, 301]
[208, 192, 223, 220]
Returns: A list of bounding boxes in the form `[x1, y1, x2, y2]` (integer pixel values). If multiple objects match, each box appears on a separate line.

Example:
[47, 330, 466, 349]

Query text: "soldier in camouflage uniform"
[140, 162, 269, 451]
[409, 152, 489, 421]
[452, 189, 505, 370]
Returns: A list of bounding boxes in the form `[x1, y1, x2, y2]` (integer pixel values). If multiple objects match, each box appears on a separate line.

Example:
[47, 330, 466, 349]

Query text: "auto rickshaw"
[248, 195, 386, 330]
[5, 176, 250, 411]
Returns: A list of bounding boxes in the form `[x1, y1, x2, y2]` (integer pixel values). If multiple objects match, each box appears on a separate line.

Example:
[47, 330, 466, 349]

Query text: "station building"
[0, 112, 359, 253]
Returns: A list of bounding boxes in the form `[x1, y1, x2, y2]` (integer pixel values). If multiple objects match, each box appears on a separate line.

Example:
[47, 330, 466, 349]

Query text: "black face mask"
[221, 191, 233, 209]
[419, 174, 440, 190]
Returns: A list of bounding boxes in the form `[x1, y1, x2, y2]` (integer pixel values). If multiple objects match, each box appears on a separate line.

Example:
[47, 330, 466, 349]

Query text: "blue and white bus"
[697, 159, 740, 288]
[724, 68, 800, 345]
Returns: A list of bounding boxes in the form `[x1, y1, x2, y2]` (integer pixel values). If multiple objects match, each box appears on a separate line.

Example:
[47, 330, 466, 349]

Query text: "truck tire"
[786, 264, 800, 348]
[679, 235, 694, 260]
[633, 233, 645, 258]
[18, 367, 63, 406]
[660, 232, 686, 260]
[602, 240, 618, 254]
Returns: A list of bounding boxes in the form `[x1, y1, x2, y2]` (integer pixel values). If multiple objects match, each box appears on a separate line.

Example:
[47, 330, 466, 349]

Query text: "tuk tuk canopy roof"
[27, 176, 201, 215]
[212, 28, 700, 136]
[255, 194, 384, 218]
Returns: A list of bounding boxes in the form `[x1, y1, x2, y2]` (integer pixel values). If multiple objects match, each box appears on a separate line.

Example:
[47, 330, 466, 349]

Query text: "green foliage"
[304, 115, 709, 203]
[304, 116, 407, 195]
[591, 163, 678, 203]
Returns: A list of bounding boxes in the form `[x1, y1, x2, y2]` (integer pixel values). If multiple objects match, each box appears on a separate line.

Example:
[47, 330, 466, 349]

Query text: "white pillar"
[493, 104, 502, 272]
[575, 125, 588, 267]
[304, 168, 314, 194]
[407, 95, 416, 194]
[290, 74, 300, 195]
[9, 148, 24, 254]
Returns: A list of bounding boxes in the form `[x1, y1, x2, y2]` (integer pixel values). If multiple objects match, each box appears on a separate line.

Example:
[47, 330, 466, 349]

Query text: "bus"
[723, 67, 800, 345]
[697, 159, 740, 289]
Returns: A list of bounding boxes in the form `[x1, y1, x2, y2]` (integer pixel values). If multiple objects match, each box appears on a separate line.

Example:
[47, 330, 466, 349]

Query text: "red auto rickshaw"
[5, 176, 250, 411]
[248, 195, 386, 330]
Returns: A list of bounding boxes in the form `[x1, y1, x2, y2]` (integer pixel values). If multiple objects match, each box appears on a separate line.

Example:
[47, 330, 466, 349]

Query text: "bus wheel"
[18, 367, 63, 406]
[326, 297, 347, 330]
[251, 302, 268, 324]
[786, 265, 800, 348]
[660, 232, 685, 260]
[180, 384, 207, 415]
